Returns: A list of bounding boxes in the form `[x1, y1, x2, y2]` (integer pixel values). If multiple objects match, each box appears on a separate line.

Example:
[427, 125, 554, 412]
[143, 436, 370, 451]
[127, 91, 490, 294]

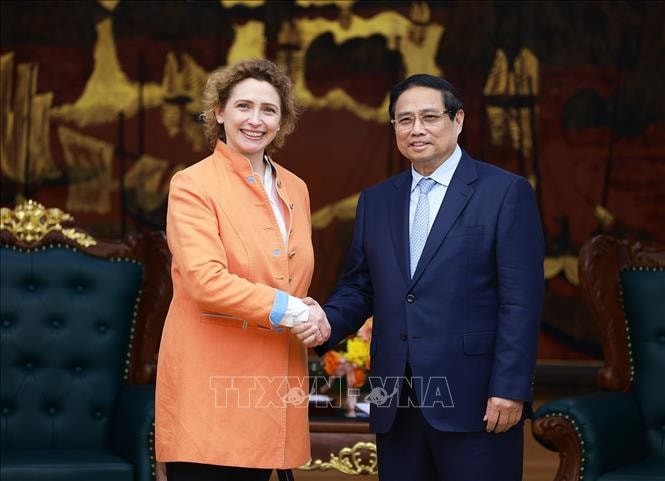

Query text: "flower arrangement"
[321, 317, 373, 389]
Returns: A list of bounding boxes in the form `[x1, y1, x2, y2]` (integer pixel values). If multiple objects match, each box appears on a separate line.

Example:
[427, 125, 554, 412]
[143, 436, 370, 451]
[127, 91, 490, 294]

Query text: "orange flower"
[350, 366, 366, 388]
[322, 350, 342, 376]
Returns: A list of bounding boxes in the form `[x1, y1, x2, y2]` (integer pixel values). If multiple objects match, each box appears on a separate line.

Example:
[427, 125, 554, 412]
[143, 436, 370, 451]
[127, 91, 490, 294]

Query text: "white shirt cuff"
[279, 296, 309, 327]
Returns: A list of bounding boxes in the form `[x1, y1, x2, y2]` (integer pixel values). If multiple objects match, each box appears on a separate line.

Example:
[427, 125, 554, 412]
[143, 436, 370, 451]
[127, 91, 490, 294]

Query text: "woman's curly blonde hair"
[200, 59, 299, 153]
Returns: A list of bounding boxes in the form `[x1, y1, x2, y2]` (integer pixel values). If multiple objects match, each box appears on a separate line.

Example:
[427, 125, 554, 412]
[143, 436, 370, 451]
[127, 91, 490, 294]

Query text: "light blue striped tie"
[410, 177, 437, 277]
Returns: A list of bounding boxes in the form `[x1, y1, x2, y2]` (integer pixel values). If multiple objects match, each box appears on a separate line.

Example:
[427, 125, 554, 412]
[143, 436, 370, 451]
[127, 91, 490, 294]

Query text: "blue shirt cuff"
[269, 290, 289, 328]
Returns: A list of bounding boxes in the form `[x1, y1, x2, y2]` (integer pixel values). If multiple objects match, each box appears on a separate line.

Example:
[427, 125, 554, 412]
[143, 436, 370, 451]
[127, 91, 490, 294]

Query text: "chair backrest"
[0, 200, 171, 450]
[620, 268, 665, 458]
[578, 235, 665, 457]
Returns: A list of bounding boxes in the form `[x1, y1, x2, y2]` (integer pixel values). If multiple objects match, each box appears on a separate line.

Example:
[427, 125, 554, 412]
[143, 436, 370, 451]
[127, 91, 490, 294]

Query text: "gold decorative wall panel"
[52, 19, 163, 127]
[483, 48, 539, 158]
[58, 127, 114, 214]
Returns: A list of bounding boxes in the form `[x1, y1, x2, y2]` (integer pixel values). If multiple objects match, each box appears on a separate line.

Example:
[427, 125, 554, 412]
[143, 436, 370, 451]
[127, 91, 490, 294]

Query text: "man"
[297, 74, 544, 481]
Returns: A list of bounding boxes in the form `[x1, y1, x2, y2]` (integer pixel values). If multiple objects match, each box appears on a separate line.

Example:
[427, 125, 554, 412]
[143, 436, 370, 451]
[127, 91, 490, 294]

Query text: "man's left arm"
[293, 192, 374, 351]
[486, 176, 544, 432]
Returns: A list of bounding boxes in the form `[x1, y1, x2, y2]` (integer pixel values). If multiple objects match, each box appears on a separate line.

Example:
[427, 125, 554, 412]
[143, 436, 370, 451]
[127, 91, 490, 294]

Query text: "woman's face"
[215, 78, 282, 166]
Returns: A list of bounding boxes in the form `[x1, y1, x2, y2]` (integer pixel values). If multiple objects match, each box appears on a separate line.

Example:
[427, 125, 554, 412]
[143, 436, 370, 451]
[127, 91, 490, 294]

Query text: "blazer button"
[406, 293, 415, 303]
[399, 332, 407, 341]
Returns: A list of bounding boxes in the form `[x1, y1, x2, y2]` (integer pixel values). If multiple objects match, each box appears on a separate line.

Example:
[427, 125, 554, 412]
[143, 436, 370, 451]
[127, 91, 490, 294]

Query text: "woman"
[156, 59, 324, 481]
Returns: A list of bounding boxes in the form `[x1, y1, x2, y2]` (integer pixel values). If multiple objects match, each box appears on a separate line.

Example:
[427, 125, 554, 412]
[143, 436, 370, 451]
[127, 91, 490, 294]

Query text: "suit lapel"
[410, 153, 478, 286]
[388, 171, 412, 284]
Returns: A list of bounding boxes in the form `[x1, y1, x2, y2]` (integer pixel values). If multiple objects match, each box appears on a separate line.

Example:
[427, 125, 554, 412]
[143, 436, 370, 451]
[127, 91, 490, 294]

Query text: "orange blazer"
[156, 140, 314, 468]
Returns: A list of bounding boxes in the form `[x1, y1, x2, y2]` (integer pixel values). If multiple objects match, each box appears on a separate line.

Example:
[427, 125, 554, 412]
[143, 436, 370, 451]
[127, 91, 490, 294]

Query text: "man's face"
[393, 86, 464, 175]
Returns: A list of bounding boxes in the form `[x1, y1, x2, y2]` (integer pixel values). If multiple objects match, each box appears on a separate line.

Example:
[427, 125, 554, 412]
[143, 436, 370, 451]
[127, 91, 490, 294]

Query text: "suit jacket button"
[406, 293, 415, 303]
[400, 332, 407, 341]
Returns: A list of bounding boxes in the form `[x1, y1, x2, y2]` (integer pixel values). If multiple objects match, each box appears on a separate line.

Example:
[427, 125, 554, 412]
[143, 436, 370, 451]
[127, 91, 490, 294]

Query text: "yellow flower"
[343, 337, 370, 368]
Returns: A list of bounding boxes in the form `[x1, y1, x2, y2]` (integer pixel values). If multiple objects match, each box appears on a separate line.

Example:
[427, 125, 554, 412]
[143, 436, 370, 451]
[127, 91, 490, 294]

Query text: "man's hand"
[483, 397, 523, 433]
[292, 297, 330, 347]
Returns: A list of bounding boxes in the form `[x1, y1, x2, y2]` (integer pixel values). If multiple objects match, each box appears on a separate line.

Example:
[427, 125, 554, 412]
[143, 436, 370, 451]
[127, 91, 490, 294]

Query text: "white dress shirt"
[264, 160, 309, 327]
[409, 145, 462, 238]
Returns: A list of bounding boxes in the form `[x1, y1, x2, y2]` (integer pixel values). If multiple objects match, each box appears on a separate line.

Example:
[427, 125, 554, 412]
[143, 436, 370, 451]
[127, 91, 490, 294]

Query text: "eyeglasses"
[391, 110, 452, 131]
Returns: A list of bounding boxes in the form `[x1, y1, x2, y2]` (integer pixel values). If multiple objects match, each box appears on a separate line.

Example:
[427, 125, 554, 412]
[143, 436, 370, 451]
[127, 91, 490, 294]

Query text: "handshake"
[292, 297, 331, 348]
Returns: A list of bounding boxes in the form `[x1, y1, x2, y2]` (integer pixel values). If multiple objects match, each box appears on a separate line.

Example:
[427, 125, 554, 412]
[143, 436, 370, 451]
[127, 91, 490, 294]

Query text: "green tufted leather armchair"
[532, 235, 665, 481]
[0, 201, 171, 481]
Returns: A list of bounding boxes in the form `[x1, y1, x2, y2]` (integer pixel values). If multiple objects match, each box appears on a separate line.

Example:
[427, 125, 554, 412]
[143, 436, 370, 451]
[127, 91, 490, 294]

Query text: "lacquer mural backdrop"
[2, 0, 664, 360]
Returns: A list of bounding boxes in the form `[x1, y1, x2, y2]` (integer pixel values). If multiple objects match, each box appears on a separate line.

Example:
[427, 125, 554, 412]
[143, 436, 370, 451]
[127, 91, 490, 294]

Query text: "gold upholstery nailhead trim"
[108, 257, 142, 381]
[618, 266, 665, 383]
[150, 423, 157, 481]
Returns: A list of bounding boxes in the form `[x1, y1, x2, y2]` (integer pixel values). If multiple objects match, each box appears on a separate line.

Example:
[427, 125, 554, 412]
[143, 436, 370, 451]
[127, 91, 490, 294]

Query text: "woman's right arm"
[166, 171, 280, 329]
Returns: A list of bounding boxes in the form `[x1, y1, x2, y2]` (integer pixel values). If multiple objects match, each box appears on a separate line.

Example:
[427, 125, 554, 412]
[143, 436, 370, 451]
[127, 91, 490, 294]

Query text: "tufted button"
[25, 362, 33, 370]
[659, 335, 665, 343]
[399, 332, 407, 341]
[47, 406, 56, 415]
[1, 407, 9, 415]
[406, 293, 415, 303]
[94, 410, 103, 419]
[97, 323, 108, 333]
[75, 285, 84, 293]
[26, 283, 35, 292]
[74, 365, 83, 373]
[2, 319, 10, 328]
[51, 319, 61, 328]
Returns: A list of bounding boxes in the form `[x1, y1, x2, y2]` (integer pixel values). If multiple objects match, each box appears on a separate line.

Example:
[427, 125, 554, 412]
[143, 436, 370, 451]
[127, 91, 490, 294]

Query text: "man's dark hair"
[388, 74, 464, 120]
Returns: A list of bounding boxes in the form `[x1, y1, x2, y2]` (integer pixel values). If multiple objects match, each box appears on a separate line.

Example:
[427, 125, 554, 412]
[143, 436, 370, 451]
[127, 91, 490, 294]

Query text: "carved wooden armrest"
[532, 415, 582, 481]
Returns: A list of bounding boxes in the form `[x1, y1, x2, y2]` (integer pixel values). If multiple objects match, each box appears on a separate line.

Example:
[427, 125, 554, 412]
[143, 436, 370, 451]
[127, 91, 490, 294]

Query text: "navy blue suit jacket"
[316, 150, 544, 434]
